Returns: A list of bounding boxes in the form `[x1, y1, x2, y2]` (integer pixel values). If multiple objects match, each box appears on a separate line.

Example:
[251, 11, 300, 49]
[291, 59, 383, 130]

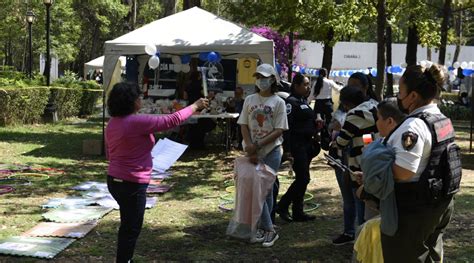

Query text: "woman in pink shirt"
[106, 82, 208, 263]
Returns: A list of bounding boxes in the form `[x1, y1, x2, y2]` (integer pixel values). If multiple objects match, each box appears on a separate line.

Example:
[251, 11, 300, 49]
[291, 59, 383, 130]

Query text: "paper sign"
[151, 138, 188, 172]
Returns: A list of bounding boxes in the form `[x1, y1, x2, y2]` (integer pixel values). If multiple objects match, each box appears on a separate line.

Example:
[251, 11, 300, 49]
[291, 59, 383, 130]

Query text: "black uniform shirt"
[283, 94, 316, 151]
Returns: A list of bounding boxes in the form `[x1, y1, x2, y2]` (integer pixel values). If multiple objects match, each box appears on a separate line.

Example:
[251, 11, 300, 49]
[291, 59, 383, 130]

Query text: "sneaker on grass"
[262, 231, 279, 247]
[332, 233, 354, 245]
[250, 229, 265, 243]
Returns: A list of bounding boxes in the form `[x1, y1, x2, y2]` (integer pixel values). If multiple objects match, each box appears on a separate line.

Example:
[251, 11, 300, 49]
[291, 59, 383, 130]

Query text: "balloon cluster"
[145, 44, 161, 69]
[199, 52, 221, 63]
[291, 65, 319, 76]
[171, 55, 191, 73]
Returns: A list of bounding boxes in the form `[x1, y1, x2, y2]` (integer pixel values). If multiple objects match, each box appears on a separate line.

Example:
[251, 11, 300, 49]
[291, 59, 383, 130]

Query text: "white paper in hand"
[151, 138, 188, 172]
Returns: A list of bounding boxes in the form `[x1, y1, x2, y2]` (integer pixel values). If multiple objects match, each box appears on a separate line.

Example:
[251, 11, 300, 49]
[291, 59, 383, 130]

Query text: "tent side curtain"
[103, 55, 121, 93]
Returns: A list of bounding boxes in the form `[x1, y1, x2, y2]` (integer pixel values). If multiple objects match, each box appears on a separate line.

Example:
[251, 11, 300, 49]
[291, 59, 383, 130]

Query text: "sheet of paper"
[151, 138, 188, 172]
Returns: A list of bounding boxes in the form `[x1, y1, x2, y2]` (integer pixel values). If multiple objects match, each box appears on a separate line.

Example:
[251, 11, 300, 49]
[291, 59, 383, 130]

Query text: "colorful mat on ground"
[95, 195, 157, 210]
[71, 181, 108, 192]
[0, 236, 74, 259]
[42, 206, 112, 223]
[42, 197, 97, 209]
[147, 184, 174, 193]
[22, 222, 97, 238]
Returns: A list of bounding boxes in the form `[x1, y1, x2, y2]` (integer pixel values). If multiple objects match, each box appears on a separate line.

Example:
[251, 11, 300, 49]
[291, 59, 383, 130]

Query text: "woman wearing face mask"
[237, 63, 288, 247]
[381, 64, 459, 262]
[277, 73, 320, 222]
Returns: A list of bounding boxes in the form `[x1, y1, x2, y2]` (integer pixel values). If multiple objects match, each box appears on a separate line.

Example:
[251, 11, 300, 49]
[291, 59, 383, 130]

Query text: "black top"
[283, 94, 316, 151]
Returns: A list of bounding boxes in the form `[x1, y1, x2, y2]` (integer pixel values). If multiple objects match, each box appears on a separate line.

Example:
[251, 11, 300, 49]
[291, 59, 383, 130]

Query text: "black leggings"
[107, 176, 148, 263]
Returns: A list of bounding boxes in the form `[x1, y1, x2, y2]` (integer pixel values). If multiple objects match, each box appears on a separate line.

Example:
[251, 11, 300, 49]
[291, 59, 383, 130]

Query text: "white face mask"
[256, 78, 274, 91]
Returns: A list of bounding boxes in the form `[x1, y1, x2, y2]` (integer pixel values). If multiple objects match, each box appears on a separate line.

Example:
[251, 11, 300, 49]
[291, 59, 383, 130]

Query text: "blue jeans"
[259, 146, 282, 231]
[334, 165, 365, 236]
[107, 176, 148, 263]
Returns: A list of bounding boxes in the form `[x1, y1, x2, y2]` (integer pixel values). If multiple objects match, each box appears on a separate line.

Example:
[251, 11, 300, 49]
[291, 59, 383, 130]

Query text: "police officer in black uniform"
[381, 64, 461, 262]
[276, 73, 320, 222]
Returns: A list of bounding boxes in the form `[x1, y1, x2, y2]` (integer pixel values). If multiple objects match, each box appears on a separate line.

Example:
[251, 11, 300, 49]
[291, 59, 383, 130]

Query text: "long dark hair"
[349, 72, 378, 101]
[313, 68, 327, 97]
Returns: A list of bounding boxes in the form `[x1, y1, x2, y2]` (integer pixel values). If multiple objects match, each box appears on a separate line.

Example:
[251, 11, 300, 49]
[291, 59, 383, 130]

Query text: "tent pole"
[102, 87, 106, 156]
[470, 73, 473, 152]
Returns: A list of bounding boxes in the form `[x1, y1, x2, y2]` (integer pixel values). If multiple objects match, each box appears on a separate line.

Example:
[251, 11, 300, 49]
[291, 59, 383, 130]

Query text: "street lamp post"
[43, 0, 53, 86]
[26, 11, 35, 79]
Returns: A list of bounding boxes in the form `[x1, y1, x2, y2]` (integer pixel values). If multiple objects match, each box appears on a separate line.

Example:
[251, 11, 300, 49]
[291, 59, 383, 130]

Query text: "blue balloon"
[448, 66, 455, 71]
[207, 52, 218, 62]
[370, 68, 377, 77]
[199, 52, 209, 61]
[300, 67, 306, 74]
[275, 63, 282, 74]
[391, 66, 402, 73]
[181, 54, 191, 64]
[463, 69, 473, 76]
[338, 71, 344, 77]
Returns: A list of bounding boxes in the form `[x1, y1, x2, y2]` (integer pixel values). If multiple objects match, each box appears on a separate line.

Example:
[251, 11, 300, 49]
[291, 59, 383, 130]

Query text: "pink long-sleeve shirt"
[106, 106, 194, 183]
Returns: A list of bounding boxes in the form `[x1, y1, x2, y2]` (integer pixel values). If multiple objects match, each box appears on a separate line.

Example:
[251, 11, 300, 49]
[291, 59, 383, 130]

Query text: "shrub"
[439, 103, 471, 120]
[78, 81, 102, 116]
[0, 87, 50, 126]
[52, 71, 102, 118]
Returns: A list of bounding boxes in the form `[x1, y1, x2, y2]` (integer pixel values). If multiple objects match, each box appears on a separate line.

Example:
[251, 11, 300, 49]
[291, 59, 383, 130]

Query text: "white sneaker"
[250, 229, 265, 243]
[262, 231, 279, 247]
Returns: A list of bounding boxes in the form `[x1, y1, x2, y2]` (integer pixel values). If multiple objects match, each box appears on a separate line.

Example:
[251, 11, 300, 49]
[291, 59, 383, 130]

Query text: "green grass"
[0, 119, 473, 262]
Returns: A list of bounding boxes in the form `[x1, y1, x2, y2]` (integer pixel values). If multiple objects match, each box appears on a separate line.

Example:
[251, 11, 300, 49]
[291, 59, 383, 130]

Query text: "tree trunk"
[405, 23, 418, 66]
[438, 0, 451, 65]
[288, 31, 294, 82]
[427, 47, 432, 61]
[452, 11, 462, 64]
[375, 0, 386, 101]
[386, 25, 393, 97]
[162, 0, 176, 17]
[321, 27, 334, 74]
[183, 0, 201, 10]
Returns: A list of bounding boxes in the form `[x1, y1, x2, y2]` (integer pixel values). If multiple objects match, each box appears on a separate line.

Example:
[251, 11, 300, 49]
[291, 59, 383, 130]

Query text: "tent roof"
[84, 56, 126, 69]
[104, 7, 273, 56]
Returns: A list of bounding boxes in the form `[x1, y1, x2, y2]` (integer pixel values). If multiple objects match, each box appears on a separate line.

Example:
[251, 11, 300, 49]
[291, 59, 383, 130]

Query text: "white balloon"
[181, 64, 190, 73]
[148, 56, 160, 69]
[145, 44, 157, 56]
[420, 60, 427, 67]
[460, 61, 468, 69]
[171, 55, 181, 65]
[173, 64, 182, 73]
[453, 61, 460, 68]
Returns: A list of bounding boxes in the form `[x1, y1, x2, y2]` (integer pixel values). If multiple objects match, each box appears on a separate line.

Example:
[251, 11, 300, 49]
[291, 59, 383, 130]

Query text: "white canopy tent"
[83, 56, 126, 79]
[103, 7, 275, 91]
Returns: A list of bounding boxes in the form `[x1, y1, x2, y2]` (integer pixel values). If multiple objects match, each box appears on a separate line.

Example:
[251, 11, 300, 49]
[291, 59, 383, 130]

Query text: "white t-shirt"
[308, 78, 342, 102]
[387, 104, 441, 182]
[237, 93, 289, 157]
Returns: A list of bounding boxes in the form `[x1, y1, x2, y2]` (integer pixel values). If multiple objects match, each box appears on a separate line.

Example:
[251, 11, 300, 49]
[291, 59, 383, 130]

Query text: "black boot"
[275, 204, 293, 222]
[292, 200, 315, 222]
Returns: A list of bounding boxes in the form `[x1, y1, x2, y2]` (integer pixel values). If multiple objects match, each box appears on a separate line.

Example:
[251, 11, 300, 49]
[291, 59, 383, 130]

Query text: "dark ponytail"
[313, 68, 327, 97]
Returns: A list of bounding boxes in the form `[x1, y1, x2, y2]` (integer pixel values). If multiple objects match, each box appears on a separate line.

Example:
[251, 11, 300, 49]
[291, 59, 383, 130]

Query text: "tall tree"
[375, 0, 386, 100]
[438, 0, 451, 65]
[183, 0, 201, 10]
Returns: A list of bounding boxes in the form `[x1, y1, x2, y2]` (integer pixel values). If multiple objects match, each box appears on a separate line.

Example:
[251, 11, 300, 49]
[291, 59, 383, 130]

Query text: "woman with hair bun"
[380, 64, 461, 262]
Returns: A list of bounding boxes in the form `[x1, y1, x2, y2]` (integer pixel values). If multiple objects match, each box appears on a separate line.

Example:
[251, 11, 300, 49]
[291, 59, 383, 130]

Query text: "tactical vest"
[385, 112, 462, 212]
